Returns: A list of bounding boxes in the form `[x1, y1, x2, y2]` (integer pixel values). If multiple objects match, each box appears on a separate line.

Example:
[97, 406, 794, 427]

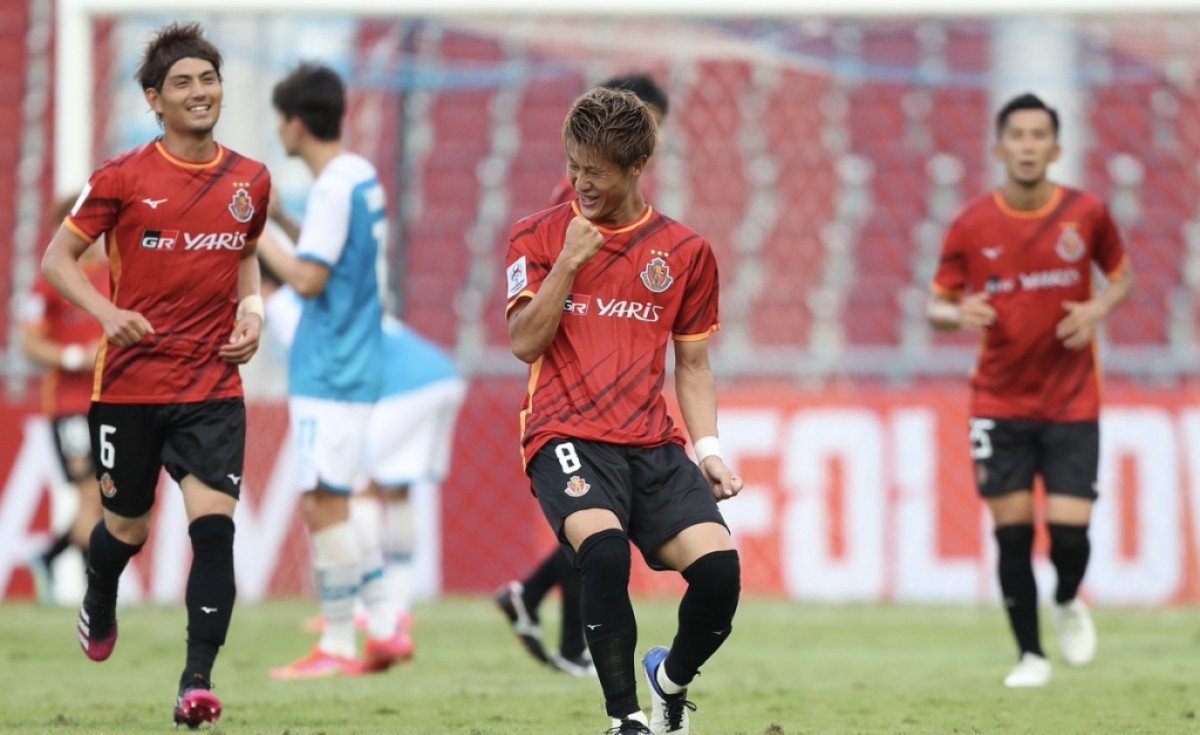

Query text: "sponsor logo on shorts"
[100, 472, 117, 498]
[564, 475, 591, 497]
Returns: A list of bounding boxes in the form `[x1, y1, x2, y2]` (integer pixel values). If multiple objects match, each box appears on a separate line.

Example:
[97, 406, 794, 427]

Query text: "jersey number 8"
[555, 442, 582, 474]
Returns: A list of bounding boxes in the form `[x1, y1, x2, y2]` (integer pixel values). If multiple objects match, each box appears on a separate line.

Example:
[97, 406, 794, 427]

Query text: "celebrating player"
[497, 72, 671, 679]
[41, 22, 269, 728]
[505, 87, 741, 735]
[258, 64, 391, 679]
[20, 194, 108, 603]
[928, 93, 1133, 688]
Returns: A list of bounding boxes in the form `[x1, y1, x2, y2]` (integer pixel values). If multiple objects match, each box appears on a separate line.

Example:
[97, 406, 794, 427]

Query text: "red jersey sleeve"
[1091, 203, 1128, 278]
[504, 222, 551, 316]
[64, 165, 124, 244]
[932, 219, 968, 299]
[673, 240, 720, 340]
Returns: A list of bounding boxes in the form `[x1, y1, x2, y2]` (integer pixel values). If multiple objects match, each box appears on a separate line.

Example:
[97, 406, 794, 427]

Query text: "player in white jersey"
[256, 63, 394, 679]
[263, 257, 466, 666]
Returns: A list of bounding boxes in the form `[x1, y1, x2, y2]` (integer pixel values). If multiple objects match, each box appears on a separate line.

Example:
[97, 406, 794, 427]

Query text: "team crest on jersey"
[1055, 224, 1086, 263]
[100, 472, 117, 498]
[564, 475, 591, 498]
[640, 251, 674, 293]
[228, 187, 255, 224]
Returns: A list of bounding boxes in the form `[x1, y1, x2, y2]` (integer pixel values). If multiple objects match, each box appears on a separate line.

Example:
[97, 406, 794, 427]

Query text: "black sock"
[184, 515, 236, 684]
[86, 521, 142, 601]
[664, 550, 741, 687]
[1048, 523, 1090, 604]
[995, 524, 1042, 657]
[41, 532, 72, 566]
[558, 555, 586, 659]
[521, 548, 565, 614]
[577, 530, 638, 719]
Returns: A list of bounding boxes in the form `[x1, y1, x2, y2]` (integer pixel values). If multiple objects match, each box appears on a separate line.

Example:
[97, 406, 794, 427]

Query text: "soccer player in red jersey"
[928, 93, 1133, 689]
[546, 73, 669, 207]
[40, 23, 269, 728]
[505, 88, 741, 735]
[20, 194, 108, 602]
[497, 72, 671, 680]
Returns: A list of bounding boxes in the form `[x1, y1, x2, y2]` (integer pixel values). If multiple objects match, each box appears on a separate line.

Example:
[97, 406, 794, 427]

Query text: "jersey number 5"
[969, 418, 995, 460]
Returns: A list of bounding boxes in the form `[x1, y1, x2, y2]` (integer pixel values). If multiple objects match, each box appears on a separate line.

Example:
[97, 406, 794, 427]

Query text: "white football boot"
[1004, 652, 1052, 688]
[1054, 598, 1097, 666]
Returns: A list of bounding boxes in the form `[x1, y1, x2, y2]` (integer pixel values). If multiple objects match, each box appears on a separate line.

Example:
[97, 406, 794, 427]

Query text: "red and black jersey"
[932, 186, 1128, 422]
[64, 141, 270, 404]
[21, 262, 109, 417]
[505, 201, 720, 467]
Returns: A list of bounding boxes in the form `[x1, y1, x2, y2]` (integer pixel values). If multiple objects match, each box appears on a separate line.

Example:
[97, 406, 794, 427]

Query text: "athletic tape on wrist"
[60, 343, 87, 371]
[237, 294, 265, 322]
[694, 436, 721, 465]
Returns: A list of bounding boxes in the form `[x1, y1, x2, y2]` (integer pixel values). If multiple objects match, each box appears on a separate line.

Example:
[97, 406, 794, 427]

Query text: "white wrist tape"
[60, 344, 87, 371]
[693, 436, 721, 465]
[237, 294, 265, 322]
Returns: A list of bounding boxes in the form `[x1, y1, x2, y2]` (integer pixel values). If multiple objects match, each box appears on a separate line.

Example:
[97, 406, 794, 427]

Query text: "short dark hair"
[562, 87, 656, 171]
[599, 73, 669, 118]
[272, 63, 346, 142]
[996, 93, 1059, 138]
[135, 22, 222, 92]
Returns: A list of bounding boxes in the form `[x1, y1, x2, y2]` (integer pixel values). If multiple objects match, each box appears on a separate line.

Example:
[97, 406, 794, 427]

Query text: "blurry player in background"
[41, 22, 268, 728]
[20, 194, 107, 604]
[259, 64, 389, 680]
[260, 243, 466, 671]
[496, 72, 670, 679]
[928, 93, 1133, 688]
[505, 87, 741, 735]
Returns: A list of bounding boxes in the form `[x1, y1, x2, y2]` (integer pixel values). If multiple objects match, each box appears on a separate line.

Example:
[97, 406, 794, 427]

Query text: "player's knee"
[1048, 523, 1089, 552]
[189, 514, 235, 553]
[682, 549, 741, 604]
[576, 529, 631, 587]
[994, 523, 1035, 560]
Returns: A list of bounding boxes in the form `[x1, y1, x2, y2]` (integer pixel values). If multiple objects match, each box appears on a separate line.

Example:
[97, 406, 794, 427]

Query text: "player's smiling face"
[147, 57, 222, 136]
[566, 142, 646, 226]
[994, 109, 1060, 187]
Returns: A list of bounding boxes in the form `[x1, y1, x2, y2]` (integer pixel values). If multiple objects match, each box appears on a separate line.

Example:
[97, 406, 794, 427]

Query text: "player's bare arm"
[674, 337, 742, 501]
[42, 225, 154, 347]
[220, 247, 263, 364]
[21, 321, 98, 373]
[267, 186, 302, 244]
[927, 291, 996, 333]
[1056, 262, 1135, 351]
[255, 227, 330, 298]
[508, 216, 604, 363]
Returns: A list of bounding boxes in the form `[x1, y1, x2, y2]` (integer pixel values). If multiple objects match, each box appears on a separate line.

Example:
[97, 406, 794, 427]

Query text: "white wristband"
[693, 436, 721, 465]
[60, 344, 87, 371]
[237, 294, 265, 322]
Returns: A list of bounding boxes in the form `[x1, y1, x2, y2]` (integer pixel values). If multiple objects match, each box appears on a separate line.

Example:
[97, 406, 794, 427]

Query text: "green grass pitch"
[1, 598, 1197, 734]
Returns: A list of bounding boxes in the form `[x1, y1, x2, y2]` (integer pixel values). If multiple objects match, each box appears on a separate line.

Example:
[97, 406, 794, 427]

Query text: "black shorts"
[88, 399, 246, 518]
[529, 439, 728, 571]
[51, 414, 96, 483]
[969, 417, 1098, 500]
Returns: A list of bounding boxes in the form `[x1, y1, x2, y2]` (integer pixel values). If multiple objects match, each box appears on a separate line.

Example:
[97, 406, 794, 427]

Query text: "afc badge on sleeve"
[506, 256, 528, 299]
